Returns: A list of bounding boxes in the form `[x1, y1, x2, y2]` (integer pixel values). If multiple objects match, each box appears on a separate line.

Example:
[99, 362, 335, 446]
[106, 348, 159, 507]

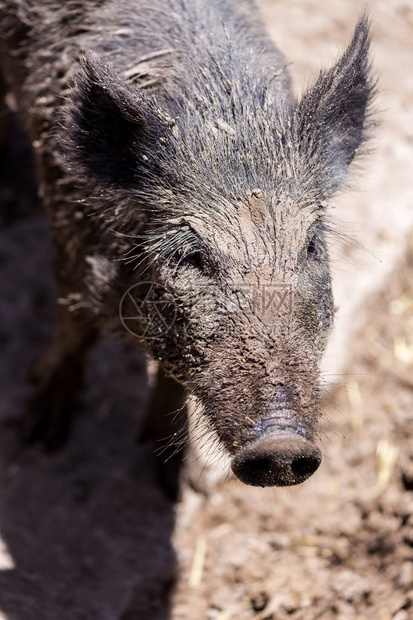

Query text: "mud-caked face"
[150, 191, 333, 482]
[156, 191, 334, 363]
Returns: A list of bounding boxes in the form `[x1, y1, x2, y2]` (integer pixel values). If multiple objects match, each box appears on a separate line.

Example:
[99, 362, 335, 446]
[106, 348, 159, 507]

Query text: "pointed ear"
[296, 14, 375, 189]
[65, 52, 171, 188]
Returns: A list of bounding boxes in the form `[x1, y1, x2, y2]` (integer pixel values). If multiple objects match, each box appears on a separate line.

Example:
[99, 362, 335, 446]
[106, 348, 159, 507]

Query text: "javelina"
[0, 1, 373, 497]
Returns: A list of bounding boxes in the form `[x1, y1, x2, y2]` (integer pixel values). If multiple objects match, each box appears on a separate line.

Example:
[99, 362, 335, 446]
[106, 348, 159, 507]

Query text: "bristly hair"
[292, 11, 376, 189]
[63, 6, 375, 257]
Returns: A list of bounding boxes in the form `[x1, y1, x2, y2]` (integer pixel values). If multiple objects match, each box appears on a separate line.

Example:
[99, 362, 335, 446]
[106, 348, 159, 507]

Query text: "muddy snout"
[231, 432, 322, 487]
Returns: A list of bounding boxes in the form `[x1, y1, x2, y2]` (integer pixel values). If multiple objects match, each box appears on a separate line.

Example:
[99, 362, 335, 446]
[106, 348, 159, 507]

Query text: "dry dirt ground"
[0, 1, 412, 619]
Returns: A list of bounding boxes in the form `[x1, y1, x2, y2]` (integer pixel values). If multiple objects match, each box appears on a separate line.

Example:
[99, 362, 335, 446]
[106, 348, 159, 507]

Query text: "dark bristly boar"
[0, 0, 374, 497]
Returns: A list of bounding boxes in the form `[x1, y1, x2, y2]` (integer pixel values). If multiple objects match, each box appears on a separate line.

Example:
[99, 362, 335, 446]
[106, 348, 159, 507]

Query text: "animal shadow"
[0, 121, 177, 620]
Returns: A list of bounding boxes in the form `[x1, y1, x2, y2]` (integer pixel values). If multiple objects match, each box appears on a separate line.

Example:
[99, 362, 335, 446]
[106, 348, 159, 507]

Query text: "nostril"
[243, 457, 271, 478]
[291, 455, 319, 478]
[231, 433, 322, 487]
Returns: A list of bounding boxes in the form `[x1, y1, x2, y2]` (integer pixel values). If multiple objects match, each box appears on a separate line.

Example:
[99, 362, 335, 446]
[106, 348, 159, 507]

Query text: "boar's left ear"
[66, 52, 171, 188]
[295, 13, 375, 189]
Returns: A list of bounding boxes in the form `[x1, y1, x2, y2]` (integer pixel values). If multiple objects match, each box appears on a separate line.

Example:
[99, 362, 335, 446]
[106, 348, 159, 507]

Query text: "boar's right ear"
[66, 52, 170, 188]
[295, 14, 375, 190]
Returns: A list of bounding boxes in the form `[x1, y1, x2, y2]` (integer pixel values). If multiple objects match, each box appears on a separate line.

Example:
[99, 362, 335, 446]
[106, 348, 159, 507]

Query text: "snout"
[231, 433, 321, 487]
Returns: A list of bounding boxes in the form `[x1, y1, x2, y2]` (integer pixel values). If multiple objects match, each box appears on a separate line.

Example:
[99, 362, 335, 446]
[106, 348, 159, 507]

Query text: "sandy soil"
[0, 1, 412, 619]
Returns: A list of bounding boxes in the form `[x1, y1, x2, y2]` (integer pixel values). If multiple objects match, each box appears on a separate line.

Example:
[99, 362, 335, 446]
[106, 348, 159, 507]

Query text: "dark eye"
[183, 251, 204, 270]
[307, 236, 318, 259]
[173, 249, 204, 271]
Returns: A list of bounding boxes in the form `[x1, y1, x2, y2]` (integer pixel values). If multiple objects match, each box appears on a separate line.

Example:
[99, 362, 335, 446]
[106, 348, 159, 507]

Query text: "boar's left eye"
[307, 235, 318, 259]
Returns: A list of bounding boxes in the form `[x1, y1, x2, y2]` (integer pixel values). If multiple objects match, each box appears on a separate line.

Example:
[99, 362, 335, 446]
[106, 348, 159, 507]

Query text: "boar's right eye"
[183, 251, 204, 270]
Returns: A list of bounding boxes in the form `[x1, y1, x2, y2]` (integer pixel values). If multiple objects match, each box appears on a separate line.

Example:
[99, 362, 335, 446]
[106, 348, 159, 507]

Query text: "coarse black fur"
[0, 0, 374, 494]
